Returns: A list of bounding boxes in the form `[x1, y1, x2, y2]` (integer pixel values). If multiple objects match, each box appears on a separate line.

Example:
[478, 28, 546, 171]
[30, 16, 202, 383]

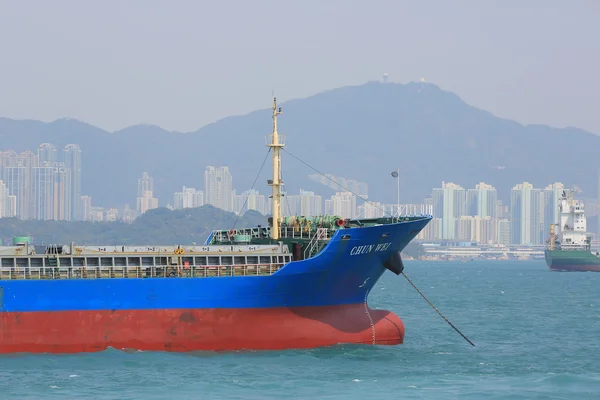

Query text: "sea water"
[1, 260, 599, 399]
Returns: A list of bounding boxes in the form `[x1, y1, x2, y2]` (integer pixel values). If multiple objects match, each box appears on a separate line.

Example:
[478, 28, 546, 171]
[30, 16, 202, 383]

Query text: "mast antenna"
[267, 96, 284, 240]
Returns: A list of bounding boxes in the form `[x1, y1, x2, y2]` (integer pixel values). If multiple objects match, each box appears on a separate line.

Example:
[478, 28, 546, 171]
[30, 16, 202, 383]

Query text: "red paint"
[0, 305, 404, 354]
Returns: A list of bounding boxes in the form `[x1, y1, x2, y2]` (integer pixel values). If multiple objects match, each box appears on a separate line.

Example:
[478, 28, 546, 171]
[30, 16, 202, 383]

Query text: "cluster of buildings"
[166, 167, 430, 221]
[0, 144, 83, 220]
[419, 181, 568, 246]
[0, 144, 585, 248]
[166, 174, 574, 247]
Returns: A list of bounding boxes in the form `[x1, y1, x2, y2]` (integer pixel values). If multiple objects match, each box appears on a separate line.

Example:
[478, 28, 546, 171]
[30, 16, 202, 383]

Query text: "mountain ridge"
[1, 81, 598, 208]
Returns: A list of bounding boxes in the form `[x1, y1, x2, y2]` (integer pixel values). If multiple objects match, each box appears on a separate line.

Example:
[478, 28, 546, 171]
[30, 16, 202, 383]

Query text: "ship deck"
[0, 263, 288, 280]
[0, 243, 293, 280]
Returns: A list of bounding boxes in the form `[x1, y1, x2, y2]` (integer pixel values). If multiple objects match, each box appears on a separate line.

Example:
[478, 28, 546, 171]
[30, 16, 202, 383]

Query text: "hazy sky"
[1, 0, 598, 134]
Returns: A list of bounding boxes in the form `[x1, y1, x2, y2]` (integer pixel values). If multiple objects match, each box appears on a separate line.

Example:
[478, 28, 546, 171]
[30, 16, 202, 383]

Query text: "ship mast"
[267, 97, 284, 240]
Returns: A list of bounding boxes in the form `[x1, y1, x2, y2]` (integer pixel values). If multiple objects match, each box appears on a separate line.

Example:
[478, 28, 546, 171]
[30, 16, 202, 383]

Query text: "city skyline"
[0, 143, 82, 221]
[3, 75, 600, 211]
[1, 141, 598, 248]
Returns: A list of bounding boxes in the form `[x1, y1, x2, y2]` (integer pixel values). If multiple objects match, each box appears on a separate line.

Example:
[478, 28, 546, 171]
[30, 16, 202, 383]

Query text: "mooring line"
[401, 271, 475, 347]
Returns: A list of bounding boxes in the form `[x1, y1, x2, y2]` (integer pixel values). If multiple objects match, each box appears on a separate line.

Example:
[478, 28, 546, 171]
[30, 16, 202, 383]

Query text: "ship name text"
[350, 242, 392, 256]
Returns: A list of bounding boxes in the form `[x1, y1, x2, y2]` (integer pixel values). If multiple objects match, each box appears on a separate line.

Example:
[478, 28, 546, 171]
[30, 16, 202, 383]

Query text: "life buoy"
[336, 219, 345, 227]
[228, 229, 236, 239]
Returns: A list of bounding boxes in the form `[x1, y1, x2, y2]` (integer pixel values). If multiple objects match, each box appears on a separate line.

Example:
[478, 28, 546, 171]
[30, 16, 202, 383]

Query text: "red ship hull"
[0, 304, 404, 354]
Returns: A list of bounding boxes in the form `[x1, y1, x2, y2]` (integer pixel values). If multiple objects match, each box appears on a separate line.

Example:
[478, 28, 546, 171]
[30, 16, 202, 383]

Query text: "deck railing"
[208, 226, 334, 244]
[0, 263, 286, 280]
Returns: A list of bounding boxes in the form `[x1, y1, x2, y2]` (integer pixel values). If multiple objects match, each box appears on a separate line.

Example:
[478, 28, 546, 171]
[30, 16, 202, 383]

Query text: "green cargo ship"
[544, 249, 600, 272]
[544, 189, 600, 272]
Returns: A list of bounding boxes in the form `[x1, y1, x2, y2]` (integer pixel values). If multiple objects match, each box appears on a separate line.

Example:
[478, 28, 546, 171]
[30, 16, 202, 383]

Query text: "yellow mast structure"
[267, 97, 284, 240]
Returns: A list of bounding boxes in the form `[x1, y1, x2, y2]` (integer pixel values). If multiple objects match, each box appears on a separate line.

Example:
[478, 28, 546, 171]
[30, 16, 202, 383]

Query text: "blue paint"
[1, 218, 430, 313]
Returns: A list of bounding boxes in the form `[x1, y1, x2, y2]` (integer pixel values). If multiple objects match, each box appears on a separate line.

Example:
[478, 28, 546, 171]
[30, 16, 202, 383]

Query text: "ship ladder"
[303, 228, 327, 259]
[46, 256, 59, 279]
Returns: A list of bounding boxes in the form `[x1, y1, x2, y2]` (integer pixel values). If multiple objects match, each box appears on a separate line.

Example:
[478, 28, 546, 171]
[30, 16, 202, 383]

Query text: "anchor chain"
[402, 271, 475, 347]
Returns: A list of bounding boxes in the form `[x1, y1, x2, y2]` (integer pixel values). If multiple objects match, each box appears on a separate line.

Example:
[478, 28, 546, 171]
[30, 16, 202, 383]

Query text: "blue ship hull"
[0, 217, 431, 353]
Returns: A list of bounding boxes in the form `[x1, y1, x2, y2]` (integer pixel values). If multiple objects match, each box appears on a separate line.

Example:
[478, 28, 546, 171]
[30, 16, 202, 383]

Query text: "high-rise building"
[37, 143, 57, 164]
[52, 162, 72, 221]
[174, 186, 204, 210]
[497, 219, 511, 246]
[325, 192, 357, 219]
[417, 217, 442, 241]
[0, 179, 6, 218]
[80, 196, 93, 221]
[457, 216, 474, 241]
[359, 201, 385, 218]
[1, 144, 82, 221]
[430, 188, 443, 218]
[136, 172, 158, 215]
[0, 150, 36, 219]
[510, 182, 544, 245]
[5, 195, 17, 218]
[64, 144, 82, 220]
[138, 171, 154, 198]
[105, 208, 119, 222]
[431, 182, 466, 240]
[281, 191, 299, 216]
[467, 182, 498, 218]
[543, 182, 565, 239]
[204, 166, 233, 211]
[495, 200, 505, 219]
[233, 189, 266, 215]
[282, 190, 322, 217]
[32, 162, 55, 220]
[122, 204, 136, 223]
[299, 190, 322, 217]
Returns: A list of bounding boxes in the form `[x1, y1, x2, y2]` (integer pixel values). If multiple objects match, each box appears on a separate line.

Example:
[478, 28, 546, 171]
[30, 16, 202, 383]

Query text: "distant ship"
[544, 189, 600, 272]
[0, 98, 432, 354]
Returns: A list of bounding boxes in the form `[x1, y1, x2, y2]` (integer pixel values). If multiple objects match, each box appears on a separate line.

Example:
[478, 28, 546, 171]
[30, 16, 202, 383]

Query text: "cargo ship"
[0, 98, 432, 354]
[544, 189, 600, 272]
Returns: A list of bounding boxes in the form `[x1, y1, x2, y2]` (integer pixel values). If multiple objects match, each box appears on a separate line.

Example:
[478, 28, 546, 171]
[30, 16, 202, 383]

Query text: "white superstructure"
[555, 189, 591, 250]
